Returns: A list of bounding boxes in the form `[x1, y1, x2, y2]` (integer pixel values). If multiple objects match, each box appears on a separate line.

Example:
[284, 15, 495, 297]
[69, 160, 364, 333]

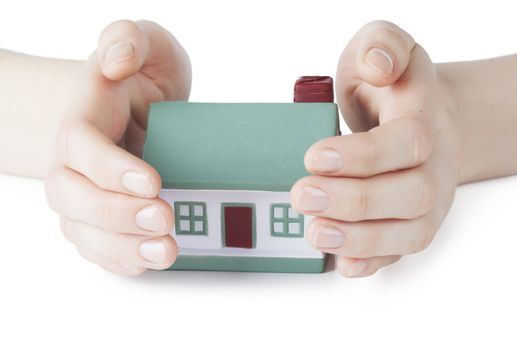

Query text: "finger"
[46, 166, 173, 236]
[56, 120, 161, 198]
[304, 215, 440, 258]
[291, 168, 438, 221]
[76, 247, 146, 277]
[304, 116, 433, 177]
[63, 218, 177, 270]
[337, 256, 401, 278]
[97, 19, 191, 94]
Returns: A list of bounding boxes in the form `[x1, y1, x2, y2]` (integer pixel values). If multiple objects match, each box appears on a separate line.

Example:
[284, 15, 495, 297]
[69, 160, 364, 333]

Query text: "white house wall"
[160, 189, 322, 258]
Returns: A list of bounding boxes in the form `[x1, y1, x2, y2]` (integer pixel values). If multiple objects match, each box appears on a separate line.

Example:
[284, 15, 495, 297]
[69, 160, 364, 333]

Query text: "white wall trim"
[160, 189, 320, 257]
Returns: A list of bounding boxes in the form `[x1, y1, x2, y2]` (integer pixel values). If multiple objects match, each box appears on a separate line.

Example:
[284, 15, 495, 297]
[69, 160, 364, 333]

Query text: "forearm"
[0, 50, 82, 178]
[438, 55, 517, 184]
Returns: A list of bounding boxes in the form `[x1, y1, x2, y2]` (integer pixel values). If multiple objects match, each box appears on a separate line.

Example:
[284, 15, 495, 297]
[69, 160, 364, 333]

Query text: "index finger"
[304, 116, 434, 177]
[56, 120, 161, 198]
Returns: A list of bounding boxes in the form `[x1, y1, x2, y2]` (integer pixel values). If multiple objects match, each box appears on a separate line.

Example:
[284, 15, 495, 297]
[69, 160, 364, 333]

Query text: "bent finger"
[56, 121, 161, 198]
[76, 247, 146, 276]
[305, 215, 440, 258]
[337, 255, 401, 278]
[291, 168, 438, 222]
[63, 218, 177, 270]
[305, 116, 434, 177]
[46, 166, 173, 235]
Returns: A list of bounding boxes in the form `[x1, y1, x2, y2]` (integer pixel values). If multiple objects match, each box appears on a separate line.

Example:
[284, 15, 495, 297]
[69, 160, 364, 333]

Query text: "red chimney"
[294, 76, 334, 103]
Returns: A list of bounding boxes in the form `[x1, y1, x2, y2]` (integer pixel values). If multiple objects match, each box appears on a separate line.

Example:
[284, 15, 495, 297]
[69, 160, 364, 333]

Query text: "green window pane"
[270, 203, 304, 238]
[174, 202, 208, 236]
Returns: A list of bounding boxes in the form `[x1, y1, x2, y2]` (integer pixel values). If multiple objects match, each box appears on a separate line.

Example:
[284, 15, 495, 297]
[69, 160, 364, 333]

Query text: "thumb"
[336, 21, 430, 132]
[96, 19, 191, 100]
[340, 20, 416, 88]
[97, 20, 150, 81]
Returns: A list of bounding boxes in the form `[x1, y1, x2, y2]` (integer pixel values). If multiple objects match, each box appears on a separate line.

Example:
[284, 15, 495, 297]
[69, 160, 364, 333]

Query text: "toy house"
[143, 77, 338, 273]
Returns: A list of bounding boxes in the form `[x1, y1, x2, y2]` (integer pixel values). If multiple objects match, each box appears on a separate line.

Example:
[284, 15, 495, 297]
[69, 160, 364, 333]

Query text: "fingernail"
[122, 171, 154, 197]
[313, 226, 345, 248]
[135, 205, 167, 233]
[310, 149, 343, 172]
[346, 259, 368, 277]
[104, 41, 134, 65]
[294, 186, 330, 212]
[139, 240, 167, 265]
[365, 47, 393, 77]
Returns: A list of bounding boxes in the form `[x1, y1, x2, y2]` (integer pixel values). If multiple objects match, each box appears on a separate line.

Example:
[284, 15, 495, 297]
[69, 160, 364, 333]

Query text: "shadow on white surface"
[1, 173, 517, 349]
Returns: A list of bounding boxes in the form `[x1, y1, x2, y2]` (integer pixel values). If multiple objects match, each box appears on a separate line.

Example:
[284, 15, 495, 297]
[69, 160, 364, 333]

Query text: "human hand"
[45, 20, 191, 275]
[291, 21, 462, 277]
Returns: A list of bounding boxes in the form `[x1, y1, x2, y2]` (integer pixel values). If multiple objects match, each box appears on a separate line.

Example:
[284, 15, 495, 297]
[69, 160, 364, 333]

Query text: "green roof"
[143, 102, 338, 191]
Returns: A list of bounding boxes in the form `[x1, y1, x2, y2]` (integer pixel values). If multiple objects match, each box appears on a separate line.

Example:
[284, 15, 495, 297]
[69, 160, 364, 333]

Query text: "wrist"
[436, 63, 466, 183]
[0, 51, 83, 177]
[436, 57, 517, 184]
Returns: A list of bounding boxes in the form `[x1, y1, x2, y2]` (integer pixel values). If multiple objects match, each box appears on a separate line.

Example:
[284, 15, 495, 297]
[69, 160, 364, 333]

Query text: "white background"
[1, 0, 517, 349]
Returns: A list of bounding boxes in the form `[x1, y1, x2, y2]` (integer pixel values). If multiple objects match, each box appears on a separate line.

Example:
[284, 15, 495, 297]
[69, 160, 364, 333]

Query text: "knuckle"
[411, 217, 435, 253]
[372, 27, 397, 44]
[103, 19, 139, 37]
[99, 195, 115, 231]
[362, 20, 398, 34]
[108, 244, 126, 264]
[90, 145, 111, 189]
[413, 172, 438, 217]
[56, 125, 72, 166]
[86, 226, 120, 261]
[76, 246, 98, 265]
[348, 229, 379, 258]
[43, 171, 57, 211]
[44, 168, 66, 214]
[367, 22, 404, 44]
[59, 217, 75, 243]
[348, 184, 370, 221]
[407, 119, 433, 165]
[360, 133, 378, 174]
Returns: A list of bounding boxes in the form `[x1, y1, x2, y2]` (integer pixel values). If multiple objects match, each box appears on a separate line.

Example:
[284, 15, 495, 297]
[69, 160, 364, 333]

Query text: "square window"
[288, 222, 300, 234]
[194, 205, 204, 217]
[175, 202, 208, 235]
[179, 205, 190, 217]
[273, 222, 284, 233]
[179, 219, 190, 232]
[271, 203, 304, 238]
[273, 206, 284, 219]
[288, 207, 300, 219]
[194, 220, 204, 232]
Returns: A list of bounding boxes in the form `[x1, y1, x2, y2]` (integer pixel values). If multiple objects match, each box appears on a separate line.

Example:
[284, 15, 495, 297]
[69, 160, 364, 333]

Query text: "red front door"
[223, 205, 254, 249]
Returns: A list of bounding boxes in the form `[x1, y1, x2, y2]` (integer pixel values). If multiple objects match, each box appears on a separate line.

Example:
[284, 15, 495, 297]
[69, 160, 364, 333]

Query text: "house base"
[168, 254, 328, 273]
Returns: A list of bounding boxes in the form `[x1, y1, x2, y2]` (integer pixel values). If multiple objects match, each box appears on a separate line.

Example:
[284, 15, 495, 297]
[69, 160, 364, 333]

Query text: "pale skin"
[1, 20, 516, 277]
